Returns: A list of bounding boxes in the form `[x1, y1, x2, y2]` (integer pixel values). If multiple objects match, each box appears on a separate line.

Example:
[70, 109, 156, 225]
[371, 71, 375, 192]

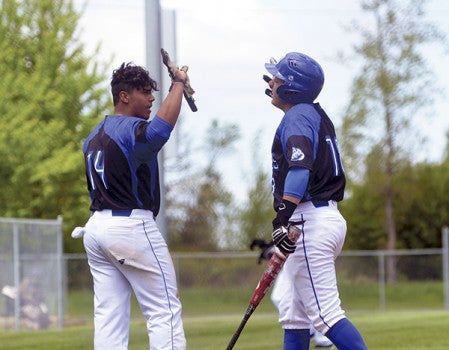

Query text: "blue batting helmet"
[265, 52, 324, 104]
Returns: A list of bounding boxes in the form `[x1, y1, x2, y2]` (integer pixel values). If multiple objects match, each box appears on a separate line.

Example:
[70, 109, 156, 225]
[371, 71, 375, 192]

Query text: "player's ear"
[119, 91, 129, 104]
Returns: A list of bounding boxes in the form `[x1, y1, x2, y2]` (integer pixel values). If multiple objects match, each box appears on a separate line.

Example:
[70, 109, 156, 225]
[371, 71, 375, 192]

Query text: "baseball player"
[80, 62, 188, 349]
[264, 52, 367, 350]
[250, 239, 333, 348]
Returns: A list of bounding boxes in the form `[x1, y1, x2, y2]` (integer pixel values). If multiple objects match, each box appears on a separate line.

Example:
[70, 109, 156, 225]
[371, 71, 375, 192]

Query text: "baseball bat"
[161, 48, 198, 112]
[226, 250, 286, 350]
[226, 225, 302, 350]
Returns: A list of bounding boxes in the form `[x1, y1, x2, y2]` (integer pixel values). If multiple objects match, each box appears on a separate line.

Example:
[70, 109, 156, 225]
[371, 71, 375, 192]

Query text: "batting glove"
[272, 226, 296, 255]
[249, 238, 275, 264]
[71, 226, 86, 239]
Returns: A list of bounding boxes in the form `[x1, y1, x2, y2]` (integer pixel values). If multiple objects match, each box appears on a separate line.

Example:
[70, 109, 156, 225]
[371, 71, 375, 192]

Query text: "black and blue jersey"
[83, 115, 173, 216]
[271, 103, 346, 209]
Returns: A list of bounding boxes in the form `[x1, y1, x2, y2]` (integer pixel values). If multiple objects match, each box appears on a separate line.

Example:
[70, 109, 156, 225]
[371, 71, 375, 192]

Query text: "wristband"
[273, 199, 297, 228]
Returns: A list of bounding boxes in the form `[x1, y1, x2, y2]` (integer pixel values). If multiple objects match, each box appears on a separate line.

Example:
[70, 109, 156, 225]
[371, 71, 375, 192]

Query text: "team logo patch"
[291, 147, 305, 161]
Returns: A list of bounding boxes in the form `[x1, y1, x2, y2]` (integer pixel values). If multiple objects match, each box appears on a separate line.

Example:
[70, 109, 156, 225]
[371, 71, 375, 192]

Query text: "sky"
[74, 0, 449, 203]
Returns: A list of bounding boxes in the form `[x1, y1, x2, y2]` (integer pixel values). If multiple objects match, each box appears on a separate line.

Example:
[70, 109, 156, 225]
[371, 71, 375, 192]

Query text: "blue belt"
[312, 201, 329, 208]
[111, 209, 133, 217]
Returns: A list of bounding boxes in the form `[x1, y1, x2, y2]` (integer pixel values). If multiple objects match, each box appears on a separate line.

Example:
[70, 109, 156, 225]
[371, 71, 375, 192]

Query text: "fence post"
[443, 227, 449, 310]
[378, 252, 386, 310]
[56, 215, 64, 328]
[13, 222, 20, 330]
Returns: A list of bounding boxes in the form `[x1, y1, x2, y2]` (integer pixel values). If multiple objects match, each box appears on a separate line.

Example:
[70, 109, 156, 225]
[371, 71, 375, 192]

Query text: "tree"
[339, 0, 446, 282]
[341, 155, 449, 250]
[0, 0, 110, 252]
[238, 133, 273, 248]
[166, 119, 240, 251]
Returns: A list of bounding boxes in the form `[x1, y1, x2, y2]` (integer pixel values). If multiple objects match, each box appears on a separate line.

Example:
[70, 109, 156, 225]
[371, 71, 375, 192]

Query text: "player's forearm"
[156, 82, 184, 126]
[282, 195, 300, 205]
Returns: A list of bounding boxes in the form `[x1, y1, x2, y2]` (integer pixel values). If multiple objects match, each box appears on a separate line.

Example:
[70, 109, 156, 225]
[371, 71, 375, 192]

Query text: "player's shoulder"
[284, 103, 320, 125]
[83, 118, 107, 150]
[105, 115, 144, 125]
[289, 102, 319, 115]
[104, 115, 147, 133]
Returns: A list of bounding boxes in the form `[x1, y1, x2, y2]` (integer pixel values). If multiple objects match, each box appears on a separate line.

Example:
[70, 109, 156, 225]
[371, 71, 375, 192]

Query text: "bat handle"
[226, 304, 256, 350]
[184, 91, 198, 112]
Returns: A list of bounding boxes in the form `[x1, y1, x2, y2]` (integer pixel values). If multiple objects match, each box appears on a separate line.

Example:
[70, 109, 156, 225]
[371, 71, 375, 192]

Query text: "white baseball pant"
[272, 200, 347, 335]
[83, 209, 186, 350]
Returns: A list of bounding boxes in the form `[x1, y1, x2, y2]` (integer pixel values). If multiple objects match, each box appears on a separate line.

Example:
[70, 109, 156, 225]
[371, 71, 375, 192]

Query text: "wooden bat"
[160, 48, 198, 112]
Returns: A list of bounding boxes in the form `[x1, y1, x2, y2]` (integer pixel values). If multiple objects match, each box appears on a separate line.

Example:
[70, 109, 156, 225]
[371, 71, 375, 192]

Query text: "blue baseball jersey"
[83, 115, 173, 216]
[271, 103, 346, 209]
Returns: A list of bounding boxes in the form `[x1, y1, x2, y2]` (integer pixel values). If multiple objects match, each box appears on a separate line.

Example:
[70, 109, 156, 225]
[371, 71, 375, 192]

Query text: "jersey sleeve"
[285, 134, 314, 170]
[281, 108, 316, 170]
[283, 167, 310, 199]
[134, 116, 174, 152]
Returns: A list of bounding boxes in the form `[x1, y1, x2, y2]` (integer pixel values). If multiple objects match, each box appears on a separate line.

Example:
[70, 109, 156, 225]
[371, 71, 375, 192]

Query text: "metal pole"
[378, 252, 386, 310]
[145, 0, 167, 238]
[56, 215, 64, 328]
[442, 226, 449, 310]
[13, 222, 20, 330]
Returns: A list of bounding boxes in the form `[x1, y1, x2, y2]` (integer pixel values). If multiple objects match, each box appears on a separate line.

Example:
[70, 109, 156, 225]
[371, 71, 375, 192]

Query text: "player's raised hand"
[161, 48, 197, 111]
[177, 66, 194, 97]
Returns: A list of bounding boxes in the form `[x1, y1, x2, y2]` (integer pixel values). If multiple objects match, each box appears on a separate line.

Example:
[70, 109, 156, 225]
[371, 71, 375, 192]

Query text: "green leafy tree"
[166, 119, 240, 251]
[395, 160, 449, 249]
[238, 169, 273, 247]
[341, 154, 449, 249]
[340, 144, 390, 250]
[339, 0, 446, 282]
[237, 133, 273, 249]
[0, 0, 110, 252]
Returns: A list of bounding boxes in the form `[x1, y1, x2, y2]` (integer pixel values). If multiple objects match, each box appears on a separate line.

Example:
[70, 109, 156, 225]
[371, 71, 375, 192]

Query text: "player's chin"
[271, 97, 287, 111]
[142, 108, 151, 119]
[137, 112, 150, 120]
[271, 99, 281, 109]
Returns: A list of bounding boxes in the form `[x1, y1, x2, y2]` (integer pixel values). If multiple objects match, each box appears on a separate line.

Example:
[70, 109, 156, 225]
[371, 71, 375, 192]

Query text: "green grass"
[2, 311, 449, 349]
[338, 280, 445, 310]
[66, 280, 446, 318]
[2, 282, 448, 349]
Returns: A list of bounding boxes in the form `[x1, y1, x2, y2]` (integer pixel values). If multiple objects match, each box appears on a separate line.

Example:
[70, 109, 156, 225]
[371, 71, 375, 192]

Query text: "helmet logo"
[287, 59, 300, 69]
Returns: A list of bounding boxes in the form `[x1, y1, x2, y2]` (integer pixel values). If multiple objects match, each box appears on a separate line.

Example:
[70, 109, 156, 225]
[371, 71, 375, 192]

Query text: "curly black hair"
[111, 62, 158, 105]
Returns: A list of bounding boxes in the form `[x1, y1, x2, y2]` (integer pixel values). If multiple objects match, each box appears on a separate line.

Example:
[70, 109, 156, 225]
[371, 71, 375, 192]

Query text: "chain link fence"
[65, 227, 449, 315]
[2, 223, 448, 330]
[0, 217, 65, 330]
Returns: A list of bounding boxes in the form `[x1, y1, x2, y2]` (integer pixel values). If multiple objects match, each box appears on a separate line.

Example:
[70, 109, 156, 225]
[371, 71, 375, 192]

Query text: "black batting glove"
[271, 199, 298, 255]
[272, 226, 296, 255]
[249, 238, 275, 264]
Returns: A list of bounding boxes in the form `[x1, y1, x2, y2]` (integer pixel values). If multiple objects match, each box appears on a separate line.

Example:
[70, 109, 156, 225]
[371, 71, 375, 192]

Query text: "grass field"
[1, 310, 449, 349]
[1, 283, 449, 349]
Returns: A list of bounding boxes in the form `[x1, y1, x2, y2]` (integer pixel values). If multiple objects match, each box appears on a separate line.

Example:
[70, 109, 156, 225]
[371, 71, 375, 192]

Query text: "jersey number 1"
[325, 136, 344, 177]
[86, 151, 108, 190]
